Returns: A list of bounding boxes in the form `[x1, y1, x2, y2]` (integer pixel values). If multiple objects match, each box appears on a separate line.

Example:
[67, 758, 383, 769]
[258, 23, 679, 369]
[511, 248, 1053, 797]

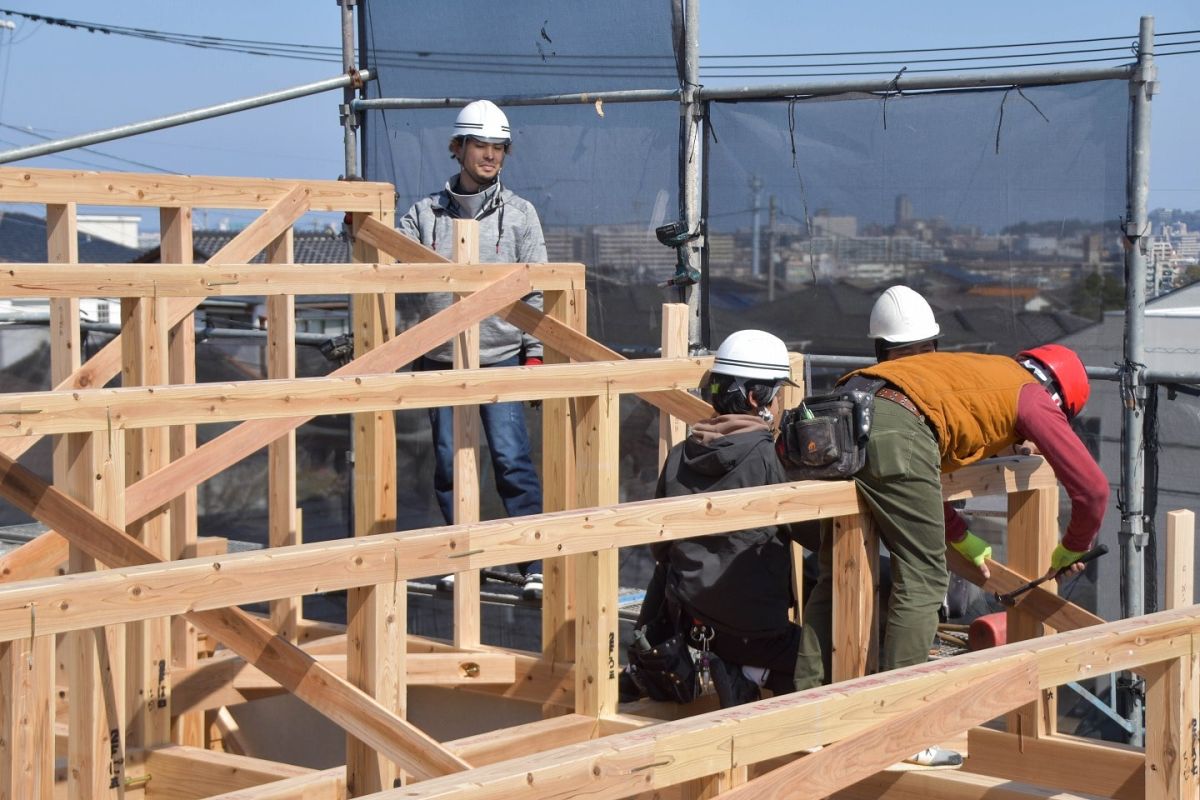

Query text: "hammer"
[994, 544, 1109, 607]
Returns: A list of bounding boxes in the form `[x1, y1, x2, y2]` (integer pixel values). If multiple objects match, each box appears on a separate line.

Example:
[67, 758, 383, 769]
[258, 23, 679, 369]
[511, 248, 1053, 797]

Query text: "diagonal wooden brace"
[0, 185, 313, 582]
[0, 451, 470, 780]
[0, 267, 532, 583]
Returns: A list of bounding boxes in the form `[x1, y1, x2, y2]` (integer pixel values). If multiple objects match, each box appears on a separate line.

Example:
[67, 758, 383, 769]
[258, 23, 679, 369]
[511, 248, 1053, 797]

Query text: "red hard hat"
[1016, 344, 1090, 418]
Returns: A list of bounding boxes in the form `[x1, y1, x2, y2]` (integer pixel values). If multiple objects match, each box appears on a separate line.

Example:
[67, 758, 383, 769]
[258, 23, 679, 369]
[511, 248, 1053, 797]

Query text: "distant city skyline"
[0, 1, 1195, 232]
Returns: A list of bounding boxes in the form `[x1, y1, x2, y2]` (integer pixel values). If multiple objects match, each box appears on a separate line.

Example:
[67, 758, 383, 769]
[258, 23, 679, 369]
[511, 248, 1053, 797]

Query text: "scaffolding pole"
[679, 0, 703, 350]
[1118, 15, 1156, 747]
[0, 69, 373, 165]
[339, 0, 360, 180]
[352, 64, 1133, 114]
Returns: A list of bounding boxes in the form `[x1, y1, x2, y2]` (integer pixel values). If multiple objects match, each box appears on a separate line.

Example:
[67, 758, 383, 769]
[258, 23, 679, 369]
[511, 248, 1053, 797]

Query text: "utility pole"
[767, 195, 778, 302]
[749, 175, 764, 280]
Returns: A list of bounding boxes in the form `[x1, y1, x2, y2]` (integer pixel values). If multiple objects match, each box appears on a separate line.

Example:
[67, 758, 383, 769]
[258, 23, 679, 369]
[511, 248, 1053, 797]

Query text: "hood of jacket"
[681, 414, 773, 477]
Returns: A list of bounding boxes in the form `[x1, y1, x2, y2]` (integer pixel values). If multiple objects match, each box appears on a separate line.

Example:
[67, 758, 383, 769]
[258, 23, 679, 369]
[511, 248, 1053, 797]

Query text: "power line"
[0, 122, 175, 172]
[0, 5, 1195, 76]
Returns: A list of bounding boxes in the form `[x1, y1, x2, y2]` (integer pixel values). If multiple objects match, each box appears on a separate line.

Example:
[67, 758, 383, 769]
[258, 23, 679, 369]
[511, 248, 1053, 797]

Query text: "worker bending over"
[787, 343, 1108, 696]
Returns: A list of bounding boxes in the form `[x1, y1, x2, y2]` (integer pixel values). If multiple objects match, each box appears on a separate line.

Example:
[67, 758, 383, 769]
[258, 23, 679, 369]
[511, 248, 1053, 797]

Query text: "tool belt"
[776, 376, 885, 480]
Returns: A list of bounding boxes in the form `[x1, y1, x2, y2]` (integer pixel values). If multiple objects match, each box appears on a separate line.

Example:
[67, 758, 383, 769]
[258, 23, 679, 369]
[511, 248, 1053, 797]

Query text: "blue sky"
[0, 1, 1196, 229]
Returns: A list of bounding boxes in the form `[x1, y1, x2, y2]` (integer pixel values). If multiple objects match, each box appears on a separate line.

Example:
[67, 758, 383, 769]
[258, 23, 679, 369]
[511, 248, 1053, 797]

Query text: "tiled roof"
[190, 230, 351, 264]
[0, 211, 143, 263]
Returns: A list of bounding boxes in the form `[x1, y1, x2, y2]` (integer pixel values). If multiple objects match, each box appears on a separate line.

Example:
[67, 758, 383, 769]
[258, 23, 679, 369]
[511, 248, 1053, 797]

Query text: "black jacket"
[653, 415, 805, 637]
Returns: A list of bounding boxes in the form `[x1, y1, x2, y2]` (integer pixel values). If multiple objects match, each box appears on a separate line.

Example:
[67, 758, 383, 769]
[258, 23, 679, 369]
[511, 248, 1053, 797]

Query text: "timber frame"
[0, 165, 1195, 800]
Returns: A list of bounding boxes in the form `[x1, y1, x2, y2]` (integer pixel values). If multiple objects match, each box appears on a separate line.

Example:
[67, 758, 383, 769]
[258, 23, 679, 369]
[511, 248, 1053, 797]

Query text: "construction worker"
[631, 330, 814, 707]
[788, 344, 1108, 704]
[398, 99, 547, 600]
[869, 284, 941, 361]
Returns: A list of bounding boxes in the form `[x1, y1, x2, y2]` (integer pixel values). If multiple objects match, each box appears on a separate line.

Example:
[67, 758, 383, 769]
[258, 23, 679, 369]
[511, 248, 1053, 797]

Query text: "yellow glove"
[1050, 543, 1087, 572]
[950, 531, 992, 568]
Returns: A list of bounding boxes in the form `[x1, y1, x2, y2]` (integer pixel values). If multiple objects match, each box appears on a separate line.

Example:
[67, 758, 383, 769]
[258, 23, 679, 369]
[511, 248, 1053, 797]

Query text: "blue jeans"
[420, 356, 543, 575]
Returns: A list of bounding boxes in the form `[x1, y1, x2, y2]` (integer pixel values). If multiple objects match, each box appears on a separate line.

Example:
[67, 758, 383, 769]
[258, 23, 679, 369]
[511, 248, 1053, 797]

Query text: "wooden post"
[574, 390, 620, 718]
[266, 228, 301, 643]
[0, 203, 75, 799]
[782, 353, 806, 622]
[451, 219, 483, 649]
[541, 287, 583, 672]
[120, 283, 173, 750]
[162, 206, 204, 749]
[65, 432, 126, 799]
[658, 303, 689, 468]
[831, 511, 879, 682]
[1145, 509, 1198, 800]
[1004, 485, 1059, 737]
[346, 211, 402, 795]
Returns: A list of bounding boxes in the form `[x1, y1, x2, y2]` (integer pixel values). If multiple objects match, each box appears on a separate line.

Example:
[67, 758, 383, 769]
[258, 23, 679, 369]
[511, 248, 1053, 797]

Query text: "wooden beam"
[0, 463, 1063, 641]
[365, 649, 1048, 800]
[831, 511, 879, 682]
[658, 303, 690, 467]
[64, 432, 126, 799]
[1145, 508, 1199, 800]
[121, 267, 532, 523]
[540, 288, 583, 670]
[446, 714, 597, 767]
[501, 301, 714, 424]
[265, 229, 300, 643]
[199, 768, 345, 800]
[0, 453, 469, 780]
[0, 635, 55, 800]
[834, 768, 1108, 799]
[355, 213, 448, 264]
[0, 262, 584, 296]
[378, 607, 1200, 800]
[964, 727, 1144, 800]
[450, 220, 483, 650]
[0, 185, 314, 581]
[140, 744, 313, 799]
[163, 205, 203, 749]
[1006, 486, 1059, 736]
[346, 208, 402, 796]
[120, 287, 173, 750]
[0, 166, 392, 211]
[171, 650, 517, 712]
[575, 390, 622, 719]
[0, 358, 712, 436]
[721, 658, 1038, 800]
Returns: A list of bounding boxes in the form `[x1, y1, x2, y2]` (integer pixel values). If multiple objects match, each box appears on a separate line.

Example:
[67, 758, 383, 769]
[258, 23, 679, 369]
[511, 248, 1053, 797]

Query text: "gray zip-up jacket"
[397, 177, 545, 364]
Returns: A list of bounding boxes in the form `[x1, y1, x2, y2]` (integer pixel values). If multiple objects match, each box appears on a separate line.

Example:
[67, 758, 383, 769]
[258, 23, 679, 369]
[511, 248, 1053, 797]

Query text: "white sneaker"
[905, 746, 962, 767]
[522, 573, 543, 601]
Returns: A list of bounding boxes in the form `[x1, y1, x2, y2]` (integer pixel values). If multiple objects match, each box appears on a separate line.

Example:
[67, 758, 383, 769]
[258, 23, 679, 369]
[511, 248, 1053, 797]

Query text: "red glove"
[523, 356, 543, 366]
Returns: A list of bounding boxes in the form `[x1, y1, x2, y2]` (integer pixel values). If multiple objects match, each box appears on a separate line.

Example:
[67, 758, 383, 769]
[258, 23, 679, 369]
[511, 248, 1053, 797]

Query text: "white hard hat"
[453, 100, 511, 144]
[711, 329, 797, 385]
[868, 285, 941, 343]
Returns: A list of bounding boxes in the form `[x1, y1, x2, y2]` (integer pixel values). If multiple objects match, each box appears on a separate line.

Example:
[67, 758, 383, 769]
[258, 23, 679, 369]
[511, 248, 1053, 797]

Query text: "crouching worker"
[627, 330, 814, 708]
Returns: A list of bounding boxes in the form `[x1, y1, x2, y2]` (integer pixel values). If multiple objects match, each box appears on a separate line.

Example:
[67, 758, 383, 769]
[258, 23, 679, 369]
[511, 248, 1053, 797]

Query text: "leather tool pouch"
[777, 376, 885, 480]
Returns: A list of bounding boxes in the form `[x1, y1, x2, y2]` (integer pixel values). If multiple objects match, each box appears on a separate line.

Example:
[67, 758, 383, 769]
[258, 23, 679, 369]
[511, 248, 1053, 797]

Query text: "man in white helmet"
[627, 330, 815, 708]
[868, 284, 941, 361]
[398, 99, 547, 599]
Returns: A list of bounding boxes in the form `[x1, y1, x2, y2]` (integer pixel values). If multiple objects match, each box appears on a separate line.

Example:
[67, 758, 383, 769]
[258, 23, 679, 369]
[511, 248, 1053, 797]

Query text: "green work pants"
[794, 397, 948, 690]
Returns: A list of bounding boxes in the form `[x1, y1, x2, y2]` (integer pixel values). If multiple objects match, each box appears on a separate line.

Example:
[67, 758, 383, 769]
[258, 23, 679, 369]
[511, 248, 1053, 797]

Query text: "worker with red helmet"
[788, 343, 1108, 691]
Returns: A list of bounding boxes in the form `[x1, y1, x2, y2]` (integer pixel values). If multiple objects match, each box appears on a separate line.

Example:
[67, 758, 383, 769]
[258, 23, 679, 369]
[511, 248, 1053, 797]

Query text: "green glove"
[950, 531, 992, 568]
[1050, 543, 1087, 572]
